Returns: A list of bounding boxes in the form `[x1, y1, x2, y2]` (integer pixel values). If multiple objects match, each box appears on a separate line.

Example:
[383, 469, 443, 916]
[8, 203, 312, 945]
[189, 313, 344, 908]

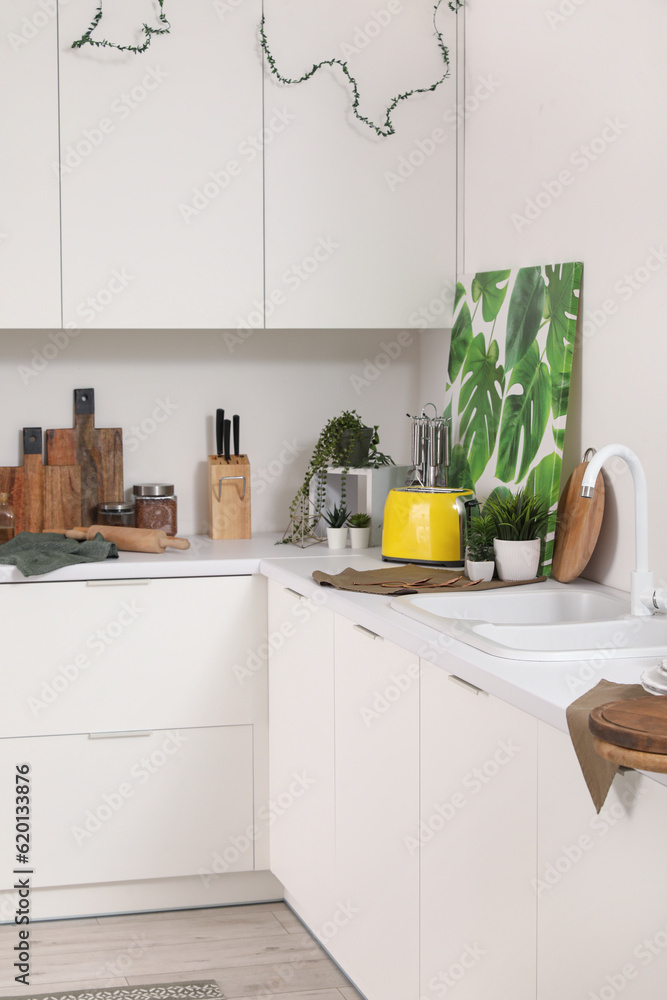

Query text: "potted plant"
[348, 511, 371, 549]
[484, 488, 550, 581]
[465, 513, 496, 582]
[280, 410, 393, 547]
[323, 503, 349, 549]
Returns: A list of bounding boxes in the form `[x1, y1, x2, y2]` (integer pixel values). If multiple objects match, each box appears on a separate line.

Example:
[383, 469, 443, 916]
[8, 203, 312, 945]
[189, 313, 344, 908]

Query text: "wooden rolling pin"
[62, 525, 190, 553]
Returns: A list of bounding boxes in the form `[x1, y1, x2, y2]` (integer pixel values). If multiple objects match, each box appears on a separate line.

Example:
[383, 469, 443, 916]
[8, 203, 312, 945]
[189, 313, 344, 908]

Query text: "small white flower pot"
[326, 526, 348, 549]
[349, 526, 371, 550]
[493, 538, 541, 581]
[465, 559, 495, 583]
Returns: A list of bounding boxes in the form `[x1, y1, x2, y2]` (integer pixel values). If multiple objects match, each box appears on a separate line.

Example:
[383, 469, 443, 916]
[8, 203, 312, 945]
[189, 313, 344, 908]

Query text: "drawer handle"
[353, 624, 383, 641]
[86, 579, 151, 587]
[284, 587, 304, 599]
[448, 674, 487, 696]
[88, 731, 154, 739]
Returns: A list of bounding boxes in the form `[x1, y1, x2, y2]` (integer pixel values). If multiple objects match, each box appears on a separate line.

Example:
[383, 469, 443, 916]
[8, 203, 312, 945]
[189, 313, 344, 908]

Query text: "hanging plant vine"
[72, 0, 171, 53]
[260, 0, 463, 138]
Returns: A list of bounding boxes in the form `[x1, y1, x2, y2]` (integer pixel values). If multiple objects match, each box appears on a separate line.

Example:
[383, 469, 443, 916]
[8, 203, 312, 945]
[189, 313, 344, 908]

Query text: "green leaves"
[525, 452, 562, 507]
[449, 298, 474, 383]
[471, 270, 511, 322]
[496, 341, 551, 483]
[458, 334, 505, 483]
[504, 267, 546, 371]
[545, 262, 581, 420]
[449, 443, 474, 492]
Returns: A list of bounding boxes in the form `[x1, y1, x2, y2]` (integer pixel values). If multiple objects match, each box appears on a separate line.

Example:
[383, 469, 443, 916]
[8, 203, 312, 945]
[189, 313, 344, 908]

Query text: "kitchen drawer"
[0, 576, 265, 737]
[0, 724, 255, 888]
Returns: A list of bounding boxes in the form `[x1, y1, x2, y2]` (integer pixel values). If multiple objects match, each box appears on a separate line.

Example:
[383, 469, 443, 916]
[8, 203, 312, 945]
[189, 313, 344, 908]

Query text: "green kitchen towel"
[0, 531, 118, 577]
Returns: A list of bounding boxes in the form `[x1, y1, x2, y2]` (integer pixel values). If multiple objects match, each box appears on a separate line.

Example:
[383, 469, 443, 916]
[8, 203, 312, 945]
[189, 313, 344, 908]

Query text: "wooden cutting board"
[552, 458, 605, 583]
[0, 429, 82, 533]
[46, 388, 123, 526]
[590, 696, 667, 754]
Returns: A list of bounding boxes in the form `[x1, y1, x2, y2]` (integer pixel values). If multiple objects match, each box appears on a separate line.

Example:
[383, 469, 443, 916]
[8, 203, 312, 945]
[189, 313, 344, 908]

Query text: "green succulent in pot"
[483, 488, 551, 541]
[348, 511, 371, 528]
[323, 503, 349, 529]
[465, 513, 496, 563]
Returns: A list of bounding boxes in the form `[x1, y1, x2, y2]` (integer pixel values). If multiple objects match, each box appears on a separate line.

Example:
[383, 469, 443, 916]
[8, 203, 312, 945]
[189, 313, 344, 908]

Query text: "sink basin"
[390, 583, 667, 660]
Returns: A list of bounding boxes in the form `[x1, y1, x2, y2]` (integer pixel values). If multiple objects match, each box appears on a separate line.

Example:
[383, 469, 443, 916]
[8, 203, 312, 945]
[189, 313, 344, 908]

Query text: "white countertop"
[2, 532, 663, 756]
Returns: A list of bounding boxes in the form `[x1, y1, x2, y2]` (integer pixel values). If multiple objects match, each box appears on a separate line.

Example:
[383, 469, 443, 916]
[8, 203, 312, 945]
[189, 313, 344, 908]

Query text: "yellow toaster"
[381, 487, 478, 566]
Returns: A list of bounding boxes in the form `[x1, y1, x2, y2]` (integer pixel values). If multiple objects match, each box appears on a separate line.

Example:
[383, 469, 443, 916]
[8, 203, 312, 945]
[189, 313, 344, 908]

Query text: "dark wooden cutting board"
[589, 696, 667, 753]
[46, 388, 123, 525]
[552, 458, 605, 583]
[0, 428, 82, 533]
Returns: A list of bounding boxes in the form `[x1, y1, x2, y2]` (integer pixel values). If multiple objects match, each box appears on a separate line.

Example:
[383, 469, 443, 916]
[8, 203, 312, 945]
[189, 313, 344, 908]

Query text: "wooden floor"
[0, 902, 364, 999]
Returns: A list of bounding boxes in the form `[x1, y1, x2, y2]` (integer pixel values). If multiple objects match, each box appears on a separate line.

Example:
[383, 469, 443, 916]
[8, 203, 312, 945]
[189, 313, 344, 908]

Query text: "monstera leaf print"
[449, 289, 473, 383]
[471, 270, 512, 322]
[496, 341, 551, 483]
[458, 334, 505, 483]
[545, 262, 581, 419]
[449, 443, 474, 491]
[504, 266, 546, 371]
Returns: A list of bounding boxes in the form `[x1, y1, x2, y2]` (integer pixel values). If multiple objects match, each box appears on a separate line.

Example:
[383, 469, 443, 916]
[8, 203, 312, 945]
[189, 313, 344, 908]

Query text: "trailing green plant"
[323, 504, 349, 529]
[280, 410, 392, 546]
[72, 0, 170, 53]
[348, 512, 371, 528]
[260, 0, 463, 139]
[483, 488, 551, 542]
[465, 513, 496, 562]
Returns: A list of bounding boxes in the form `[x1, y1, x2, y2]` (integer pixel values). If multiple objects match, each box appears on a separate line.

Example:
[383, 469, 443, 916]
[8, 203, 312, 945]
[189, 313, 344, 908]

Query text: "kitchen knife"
[233, 414, 240, 456]
[223, 419, 231, 462]
[216, 409, 224, 457]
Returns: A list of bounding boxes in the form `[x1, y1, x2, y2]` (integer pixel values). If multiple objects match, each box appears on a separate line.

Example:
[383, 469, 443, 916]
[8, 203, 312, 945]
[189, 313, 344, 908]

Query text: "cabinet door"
[263, 0, 458, 328]
[267, 581, 335, 928]
[0, 576, 263, 737]
[420, 660, 537, 1000]
[0, 724, 254, 889]
[537, 722, 667, 1000]
[0, 2, 61, 327]
[58, 2, 263, 328]
[333, 615, 420, 1000]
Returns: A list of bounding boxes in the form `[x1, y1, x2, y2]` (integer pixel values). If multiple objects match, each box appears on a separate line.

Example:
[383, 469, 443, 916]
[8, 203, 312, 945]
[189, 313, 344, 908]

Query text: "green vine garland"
[260, 0, 463, 138]
[72, 0, 171, 53]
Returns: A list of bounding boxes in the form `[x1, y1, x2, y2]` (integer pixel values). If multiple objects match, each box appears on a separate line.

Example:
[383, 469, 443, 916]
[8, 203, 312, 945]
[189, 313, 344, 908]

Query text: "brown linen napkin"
[312, 563, 547, 596]
[566, 679, 647, 812]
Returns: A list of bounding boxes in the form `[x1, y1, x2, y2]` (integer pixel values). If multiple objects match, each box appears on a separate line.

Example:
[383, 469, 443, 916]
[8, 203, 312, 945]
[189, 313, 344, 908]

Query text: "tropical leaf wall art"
[445, 262, 583, 575]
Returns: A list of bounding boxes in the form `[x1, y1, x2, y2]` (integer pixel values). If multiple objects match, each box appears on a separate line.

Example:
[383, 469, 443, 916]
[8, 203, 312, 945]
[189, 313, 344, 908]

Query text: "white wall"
[0, 328, 423, 535]
[463, 0, 667, 591]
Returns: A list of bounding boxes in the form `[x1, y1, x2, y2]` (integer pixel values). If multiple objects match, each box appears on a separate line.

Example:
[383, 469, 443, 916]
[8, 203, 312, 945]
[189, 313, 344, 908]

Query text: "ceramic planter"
[465, 558, 495, 583]
[349, 525, 371, 550]
[326, 526, 348, 549]
[336, 426, 373, 466]
[494, 538, 541, 581]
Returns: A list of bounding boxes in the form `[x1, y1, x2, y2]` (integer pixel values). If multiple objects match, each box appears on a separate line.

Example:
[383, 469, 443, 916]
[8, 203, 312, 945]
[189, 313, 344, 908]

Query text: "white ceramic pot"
[349, 526, 371, 550]
[326, 526, 348, 549]
[465, 559, 495, 583]
[493, 538, 541, 581]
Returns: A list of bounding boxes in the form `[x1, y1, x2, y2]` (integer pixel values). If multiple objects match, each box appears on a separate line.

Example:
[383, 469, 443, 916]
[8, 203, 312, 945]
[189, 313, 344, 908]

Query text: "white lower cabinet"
[332, 616, 420, 1000]
[420, 661, 537, 1000]
[0, 725, 254, 889]
[537, 722, 667, 1000]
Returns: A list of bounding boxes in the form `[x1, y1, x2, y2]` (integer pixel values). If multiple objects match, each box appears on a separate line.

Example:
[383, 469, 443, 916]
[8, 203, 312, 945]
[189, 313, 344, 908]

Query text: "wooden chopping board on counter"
[46, 388, 123, 525]
[552, 454, 605, 583]
[0, 428, 81, 533]
[590, 697, 667, 754]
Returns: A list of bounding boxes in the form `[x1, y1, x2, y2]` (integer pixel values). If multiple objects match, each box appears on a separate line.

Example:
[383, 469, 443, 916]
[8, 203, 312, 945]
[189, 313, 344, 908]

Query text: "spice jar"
[0, 493, 15, 545]
[96, 501, 136, 527]
[133, 484, 177, 535]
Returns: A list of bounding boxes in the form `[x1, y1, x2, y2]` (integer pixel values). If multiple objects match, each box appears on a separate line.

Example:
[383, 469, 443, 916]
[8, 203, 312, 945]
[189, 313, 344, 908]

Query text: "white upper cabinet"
[58, 0, 263, 329]
[262, 0, 458, 328]
[0, 1, 61, 328]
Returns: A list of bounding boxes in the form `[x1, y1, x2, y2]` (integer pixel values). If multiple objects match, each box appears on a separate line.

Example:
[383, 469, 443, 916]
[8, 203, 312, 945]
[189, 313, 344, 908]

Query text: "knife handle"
[223, 419, 231, 462]
[233, 414, 240, 456]
[216, 409, 224, 457]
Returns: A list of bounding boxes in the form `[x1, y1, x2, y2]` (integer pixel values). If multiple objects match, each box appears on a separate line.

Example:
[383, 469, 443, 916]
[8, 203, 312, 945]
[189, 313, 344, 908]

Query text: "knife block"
[208, 455, 251, 539]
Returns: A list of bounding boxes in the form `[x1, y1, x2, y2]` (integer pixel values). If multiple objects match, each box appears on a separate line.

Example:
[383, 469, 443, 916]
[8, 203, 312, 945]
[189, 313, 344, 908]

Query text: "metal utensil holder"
[406, 404, 451, 488]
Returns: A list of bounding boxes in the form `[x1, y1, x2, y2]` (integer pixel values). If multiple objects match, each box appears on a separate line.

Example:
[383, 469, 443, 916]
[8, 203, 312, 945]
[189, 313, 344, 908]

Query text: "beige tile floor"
[0, 902, 364, 999]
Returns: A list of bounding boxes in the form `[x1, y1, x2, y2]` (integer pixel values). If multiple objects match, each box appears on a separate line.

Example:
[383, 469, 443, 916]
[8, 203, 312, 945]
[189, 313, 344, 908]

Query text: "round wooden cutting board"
[552, 459, 605, 583]
[589, 696, 667, 753]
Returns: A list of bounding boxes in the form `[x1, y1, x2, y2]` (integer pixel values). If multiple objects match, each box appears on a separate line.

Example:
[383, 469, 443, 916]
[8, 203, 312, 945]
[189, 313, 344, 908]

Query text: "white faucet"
[580, 443, 667, 616]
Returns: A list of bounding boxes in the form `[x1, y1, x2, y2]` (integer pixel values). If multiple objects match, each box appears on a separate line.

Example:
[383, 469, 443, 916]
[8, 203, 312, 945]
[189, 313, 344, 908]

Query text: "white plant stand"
[311, 466, 410, 547]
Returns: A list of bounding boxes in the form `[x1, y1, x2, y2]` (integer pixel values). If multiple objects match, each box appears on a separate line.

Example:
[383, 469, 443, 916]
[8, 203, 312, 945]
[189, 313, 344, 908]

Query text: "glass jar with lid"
[133, 484, 177, 535]
[96, 501, 136, 527]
